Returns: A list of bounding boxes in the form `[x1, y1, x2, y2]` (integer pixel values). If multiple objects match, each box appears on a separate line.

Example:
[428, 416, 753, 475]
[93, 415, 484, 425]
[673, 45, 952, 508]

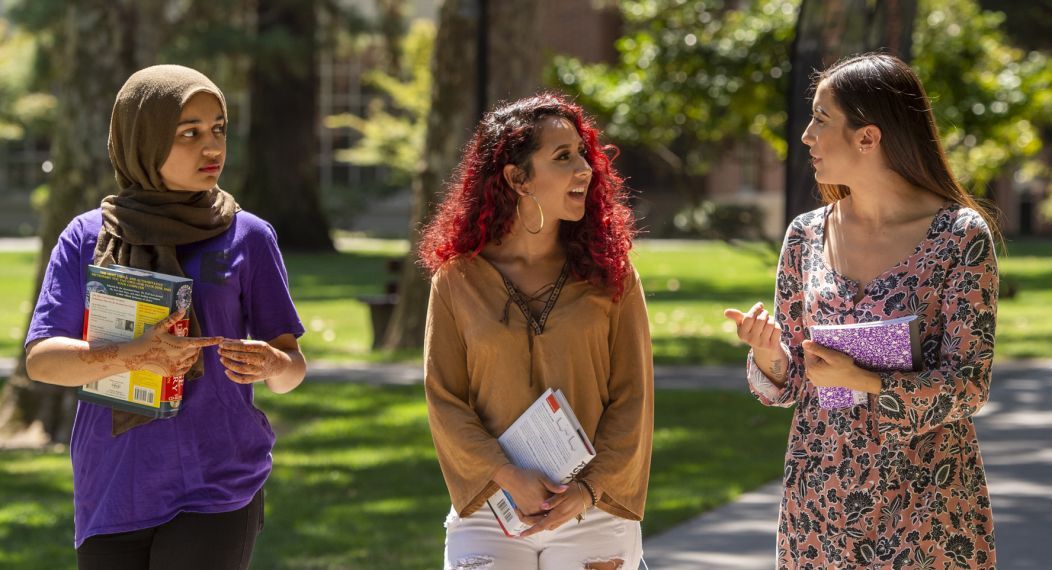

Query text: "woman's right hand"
[725, 301, 791, 385]
[493, 464, 567, 518]
[723, 301, 782, 355]
[120, 310, 224, 376]
[26, 311, 223, 387]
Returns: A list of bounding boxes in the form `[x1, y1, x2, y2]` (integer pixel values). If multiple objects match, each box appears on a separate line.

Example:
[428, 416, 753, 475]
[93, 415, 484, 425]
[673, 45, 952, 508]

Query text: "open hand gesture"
[218, 339, 293, 384]
[723, 301, 782, 352]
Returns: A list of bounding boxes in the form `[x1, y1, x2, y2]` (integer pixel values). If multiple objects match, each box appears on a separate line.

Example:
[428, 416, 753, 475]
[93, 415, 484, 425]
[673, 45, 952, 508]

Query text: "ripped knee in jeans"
[582, 558, 624, 570]
[451, 555, 494, 569]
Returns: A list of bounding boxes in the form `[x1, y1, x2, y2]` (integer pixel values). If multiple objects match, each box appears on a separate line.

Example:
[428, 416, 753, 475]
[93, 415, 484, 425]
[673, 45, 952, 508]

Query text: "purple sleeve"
[26, 217, 89, 345]
[241, 221, 305, 342]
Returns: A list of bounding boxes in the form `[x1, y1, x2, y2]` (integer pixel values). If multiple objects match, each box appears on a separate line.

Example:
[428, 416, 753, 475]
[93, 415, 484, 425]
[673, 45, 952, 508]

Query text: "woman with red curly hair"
[422, 93, 653, 569]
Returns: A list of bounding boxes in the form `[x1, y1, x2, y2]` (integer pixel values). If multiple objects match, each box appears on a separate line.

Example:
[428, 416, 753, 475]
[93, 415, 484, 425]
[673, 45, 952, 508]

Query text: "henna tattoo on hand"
[122, 336, 198, 376]
[255, 350, 288, 380]
[219, 342, 288, 383]
[78, 344, 119, 366]
[122, 347, 182, 376]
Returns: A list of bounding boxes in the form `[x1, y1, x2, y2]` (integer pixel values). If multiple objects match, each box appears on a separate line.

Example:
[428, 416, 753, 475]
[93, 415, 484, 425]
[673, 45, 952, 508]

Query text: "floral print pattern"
[747, 203, 997, 569]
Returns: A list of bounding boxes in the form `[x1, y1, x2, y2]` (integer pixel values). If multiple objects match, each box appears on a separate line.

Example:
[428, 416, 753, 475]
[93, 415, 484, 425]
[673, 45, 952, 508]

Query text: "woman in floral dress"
[725, 53, 998, 568]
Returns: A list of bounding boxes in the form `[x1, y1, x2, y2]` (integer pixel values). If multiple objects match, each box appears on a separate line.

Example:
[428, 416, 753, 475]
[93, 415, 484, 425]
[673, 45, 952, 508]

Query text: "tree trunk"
[241, 0, 334, 252]
[380, 0, 542, 350]
[485, 1, 543, 106]
[784, 0, 917, 226]
[0, 0, 151, 447]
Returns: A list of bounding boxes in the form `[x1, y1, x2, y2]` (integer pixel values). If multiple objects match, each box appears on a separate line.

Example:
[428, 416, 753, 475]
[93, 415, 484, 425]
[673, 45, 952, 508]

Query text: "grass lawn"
[989, 240, 1052, 359]
[0, 250, 37, 362]
[0, 384, 791, 569]
[633, 240, 779, 364]
[2, 238, 1049, 365]
[0, 236, 1046, 567]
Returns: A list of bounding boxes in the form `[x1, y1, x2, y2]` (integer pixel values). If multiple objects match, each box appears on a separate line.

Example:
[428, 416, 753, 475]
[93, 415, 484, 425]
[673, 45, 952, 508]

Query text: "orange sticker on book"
[546, 393, 560, 413]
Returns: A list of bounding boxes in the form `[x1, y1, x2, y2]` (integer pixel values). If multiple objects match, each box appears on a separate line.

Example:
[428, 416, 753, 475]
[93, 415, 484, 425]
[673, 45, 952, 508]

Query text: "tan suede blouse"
[424, 256, 654, 521]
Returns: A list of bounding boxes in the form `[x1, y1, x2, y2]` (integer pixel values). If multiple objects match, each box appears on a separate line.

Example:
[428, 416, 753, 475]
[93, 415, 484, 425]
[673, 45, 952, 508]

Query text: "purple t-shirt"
[26, 209, 305, 548]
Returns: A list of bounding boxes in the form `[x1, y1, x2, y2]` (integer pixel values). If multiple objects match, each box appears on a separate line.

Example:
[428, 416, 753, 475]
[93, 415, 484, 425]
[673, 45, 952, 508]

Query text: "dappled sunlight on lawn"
[0, 451, 76, 569]
[1, 240, 1048, 366]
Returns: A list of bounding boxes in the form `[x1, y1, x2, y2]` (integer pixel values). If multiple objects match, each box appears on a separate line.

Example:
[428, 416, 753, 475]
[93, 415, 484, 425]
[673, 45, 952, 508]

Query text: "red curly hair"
[419, 92, 637, 299]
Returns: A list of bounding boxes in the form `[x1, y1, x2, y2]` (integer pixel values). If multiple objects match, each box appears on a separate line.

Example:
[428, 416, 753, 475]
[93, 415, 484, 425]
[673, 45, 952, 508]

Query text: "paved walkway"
[641, 359, 1052, 569]
[2, 354, 1047, 569]
[0, 236, 39, 252]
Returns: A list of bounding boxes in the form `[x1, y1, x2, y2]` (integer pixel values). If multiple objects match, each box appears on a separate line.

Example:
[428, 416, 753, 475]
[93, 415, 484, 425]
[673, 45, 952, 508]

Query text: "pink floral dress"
[747, 203, 997, 569]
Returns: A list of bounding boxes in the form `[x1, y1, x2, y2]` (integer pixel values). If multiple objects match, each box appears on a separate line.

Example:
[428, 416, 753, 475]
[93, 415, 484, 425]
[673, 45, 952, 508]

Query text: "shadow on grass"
[0, 450, 76, 569]
[643, 390, 792, 537]
[261, 383, 417, 424]
[1002, 240, 1052, 257]
[254, 384, 448, 569]
[258, 458, 449, 569]
[720, 239, 781, 267]
[994, 331, 1052, 359]
[646, 283, 772, 302]
[0, 383, 796, 570]
[285, 251, 402, 302]
[302, 346, 422, 365]
[650, 335, 747, 366]
[1001, 270, 1052, 294]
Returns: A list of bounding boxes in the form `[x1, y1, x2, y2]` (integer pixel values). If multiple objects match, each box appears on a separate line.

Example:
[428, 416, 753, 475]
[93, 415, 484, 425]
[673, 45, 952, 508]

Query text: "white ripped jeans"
[443, 505, 643, 570]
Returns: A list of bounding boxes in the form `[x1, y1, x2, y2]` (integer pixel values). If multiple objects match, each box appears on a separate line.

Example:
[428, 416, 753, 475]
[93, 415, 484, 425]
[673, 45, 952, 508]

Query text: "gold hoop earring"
[516, 193, 544, 234]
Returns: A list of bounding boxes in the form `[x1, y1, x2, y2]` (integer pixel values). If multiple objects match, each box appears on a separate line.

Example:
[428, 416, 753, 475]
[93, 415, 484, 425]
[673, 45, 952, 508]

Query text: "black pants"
[76, 489, 264, 570]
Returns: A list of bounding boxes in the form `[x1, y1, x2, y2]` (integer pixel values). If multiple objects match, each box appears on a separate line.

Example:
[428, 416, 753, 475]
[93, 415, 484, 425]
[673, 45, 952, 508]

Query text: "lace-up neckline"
[497, 262, 571, 385]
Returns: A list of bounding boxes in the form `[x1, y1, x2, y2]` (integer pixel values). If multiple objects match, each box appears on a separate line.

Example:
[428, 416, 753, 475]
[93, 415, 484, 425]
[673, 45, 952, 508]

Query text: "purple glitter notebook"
[808, 315, 922, 409]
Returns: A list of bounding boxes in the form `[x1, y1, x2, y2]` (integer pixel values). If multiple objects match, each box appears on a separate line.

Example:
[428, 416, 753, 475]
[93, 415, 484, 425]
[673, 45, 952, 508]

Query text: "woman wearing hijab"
[25, 65, 306, 569]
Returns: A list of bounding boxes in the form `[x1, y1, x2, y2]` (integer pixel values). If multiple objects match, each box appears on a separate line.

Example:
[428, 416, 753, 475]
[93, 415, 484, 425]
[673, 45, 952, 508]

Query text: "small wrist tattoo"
[770, 359, 786, 379]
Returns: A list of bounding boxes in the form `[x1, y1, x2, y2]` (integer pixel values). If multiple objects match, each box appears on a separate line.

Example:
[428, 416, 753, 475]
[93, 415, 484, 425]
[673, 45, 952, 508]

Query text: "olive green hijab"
[95, 65, 239, 435]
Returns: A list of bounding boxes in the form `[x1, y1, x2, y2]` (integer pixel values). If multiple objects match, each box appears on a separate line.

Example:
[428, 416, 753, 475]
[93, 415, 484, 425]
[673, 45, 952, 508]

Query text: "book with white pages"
[487, 388, 596, 537]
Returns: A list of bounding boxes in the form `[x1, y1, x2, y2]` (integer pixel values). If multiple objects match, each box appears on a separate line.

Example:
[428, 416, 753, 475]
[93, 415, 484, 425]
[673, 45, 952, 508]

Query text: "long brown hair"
[814, 53, 1001, 242]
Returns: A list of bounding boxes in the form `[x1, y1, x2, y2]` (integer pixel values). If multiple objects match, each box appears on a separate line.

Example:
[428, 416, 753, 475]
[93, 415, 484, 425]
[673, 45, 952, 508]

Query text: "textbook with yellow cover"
[78, 264, 193, 418]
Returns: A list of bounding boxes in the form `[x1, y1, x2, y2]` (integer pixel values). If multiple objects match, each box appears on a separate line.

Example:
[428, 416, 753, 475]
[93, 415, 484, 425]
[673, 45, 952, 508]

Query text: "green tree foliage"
[914, 0, 1052, 194]
[0, 0, 258, 173]
[549, 0, 798, 179]
[325, 19, 434, 190]
[552, 0, 1052, 201]
[0, 21, 55, 140]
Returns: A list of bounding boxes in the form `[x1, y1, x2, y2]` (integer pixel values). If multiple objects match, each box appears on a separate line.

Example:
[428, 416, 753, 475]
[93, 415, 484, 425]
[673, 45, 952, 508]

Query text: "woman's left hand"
[802, 340, 881, 394]
[518, 481, 591, 537]
[218, 339, 292, 384]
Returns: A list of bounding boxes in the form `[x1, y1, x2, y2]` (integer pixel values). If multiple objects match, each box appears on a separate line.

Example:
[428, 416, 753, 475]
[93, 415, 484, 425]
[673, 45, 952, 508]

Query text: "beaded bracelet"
[578, 478, 598, 507]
